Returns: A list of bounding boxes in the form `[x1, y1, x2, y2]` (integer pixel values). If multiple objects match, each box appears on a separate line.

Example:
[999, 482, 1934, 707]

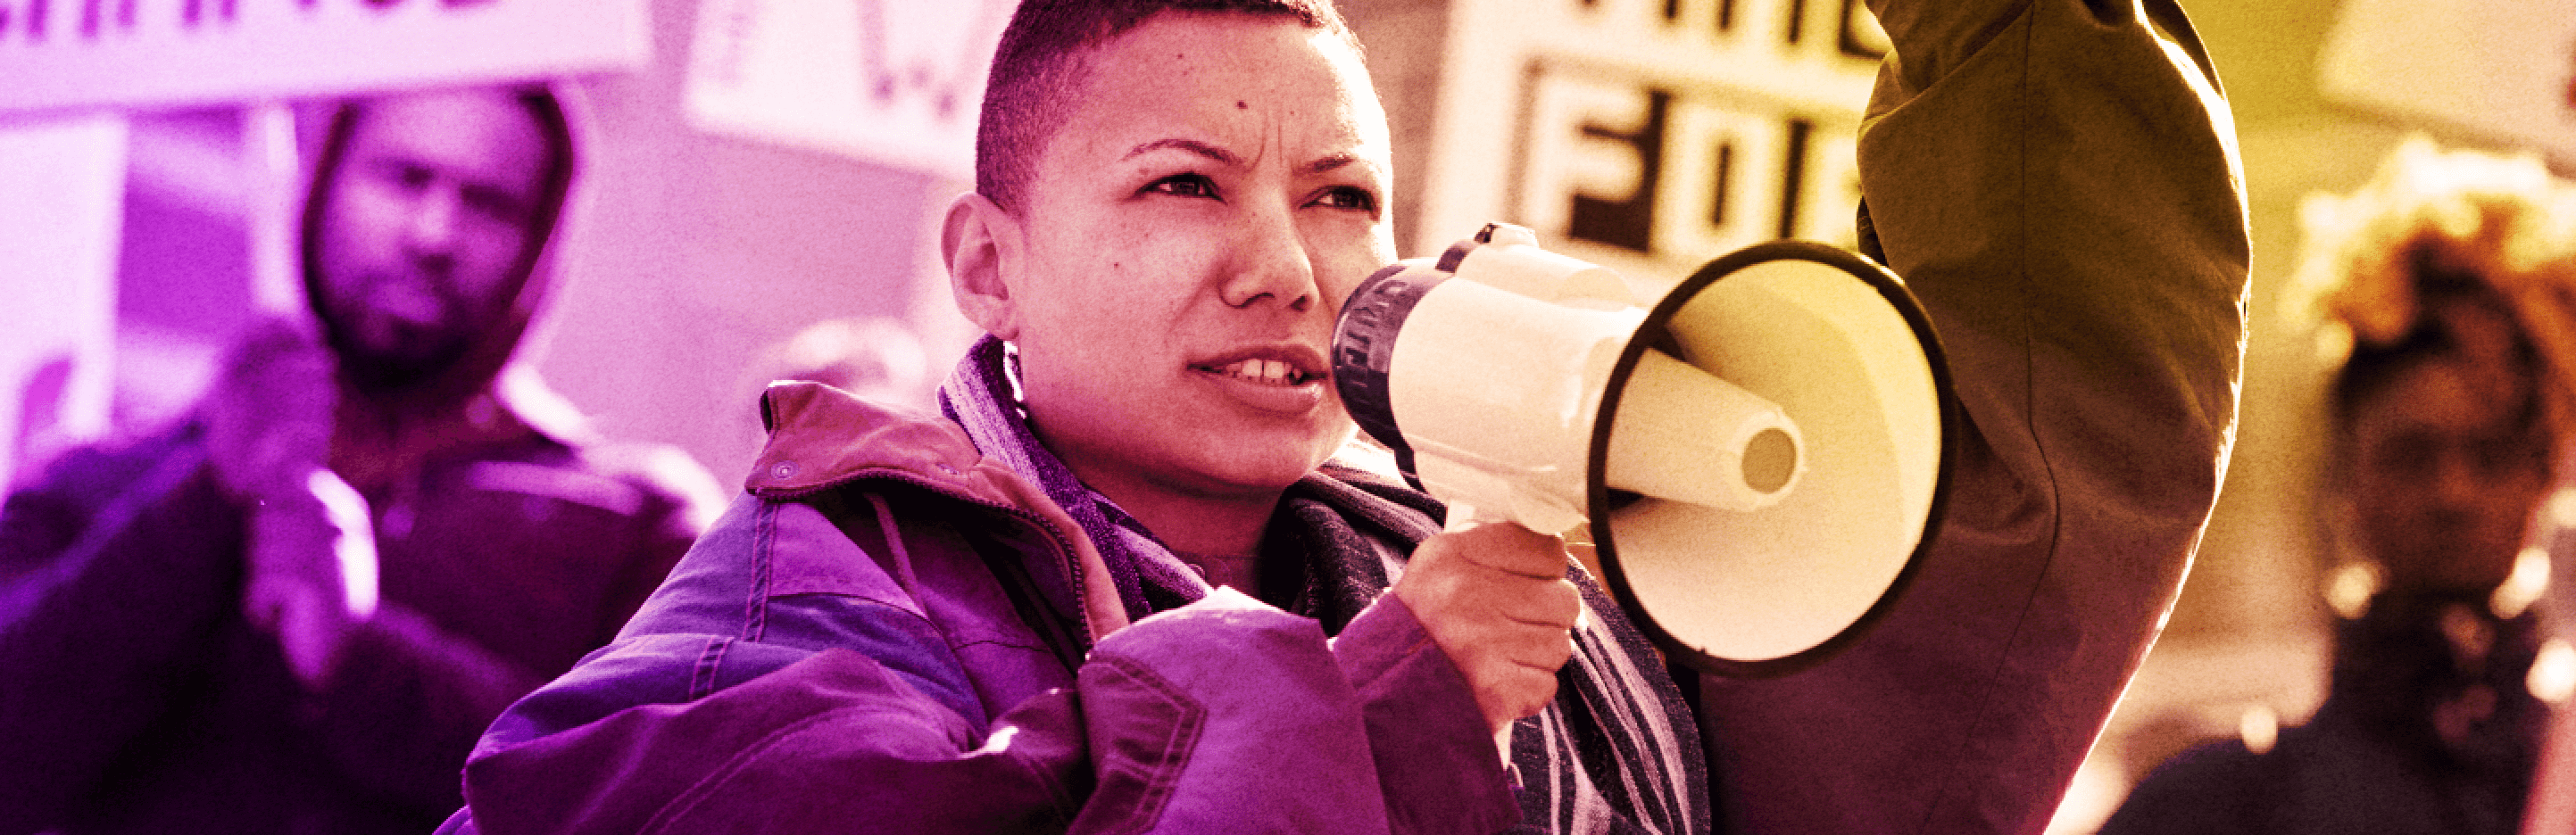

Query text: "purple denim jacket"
[443, 384, 1517, 835]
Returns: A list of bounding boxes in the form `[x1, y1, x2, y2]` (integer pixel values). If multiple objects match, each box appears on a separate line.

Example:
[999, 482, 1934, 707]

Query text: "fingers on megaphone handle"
[1456, 523, 1582, 703]
[1399, 522, 1579, 740]
[1444, 511, 1593, 638]
[1450, 519, 1581, 584]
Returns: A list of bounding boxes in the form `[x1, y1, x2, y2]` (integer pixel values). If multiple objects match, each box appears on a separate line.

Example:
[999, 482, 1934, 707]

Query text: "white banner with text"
[0, 0, 647, 113]
[686, 0, 1016, 178]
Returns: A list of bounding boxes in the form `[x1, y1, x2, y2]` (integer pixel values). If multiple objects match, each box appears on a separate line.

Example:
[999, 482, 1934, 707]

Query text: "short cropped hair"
[975, 0, 1360, 215]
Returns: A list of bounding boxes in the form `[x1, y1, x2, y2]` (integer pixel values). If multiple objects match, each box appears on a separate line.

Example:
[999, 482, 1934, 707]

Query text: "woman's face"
[2344, 351, 2552, 595]
[999, 13, 1394, 505]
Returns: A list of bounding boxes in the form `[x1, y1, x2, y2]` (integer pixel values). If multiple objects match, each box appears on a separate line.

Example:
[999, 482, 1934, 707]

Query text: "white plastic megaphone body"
[1333, 223, 1954, 675]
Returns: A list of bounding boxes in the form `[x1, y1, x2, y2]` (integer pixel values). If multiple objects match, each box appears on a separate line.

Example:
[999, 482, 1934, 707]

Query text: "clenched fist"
[203, 317, 337, 502]
[242, 469, 380, 688]
[198, 317, 376, 689]
[1392, 522, 1582, 734]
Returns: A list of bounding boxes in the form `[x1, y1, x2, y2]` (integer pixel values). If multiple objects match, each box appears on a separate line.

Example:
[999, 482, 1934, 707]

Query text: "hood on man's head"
[295, 82, 588, 415]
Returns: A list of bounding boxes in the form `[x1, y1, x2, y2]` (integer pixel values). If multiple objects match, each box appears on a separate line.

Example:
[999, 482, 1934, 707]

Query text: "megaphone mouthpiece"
[1605, 348, 1805, 512]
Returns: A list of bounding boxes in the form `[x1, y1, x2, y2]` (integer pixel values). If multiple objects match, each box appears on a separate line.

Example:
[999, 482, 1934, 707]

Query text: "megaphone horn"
[1331, 223, 1957, 677]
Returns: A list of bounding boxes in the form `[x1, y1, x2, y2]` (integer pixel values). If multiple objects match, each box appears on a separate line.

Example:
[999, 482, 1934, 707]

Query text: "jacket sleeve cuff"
[1334, 592, 1521, 835]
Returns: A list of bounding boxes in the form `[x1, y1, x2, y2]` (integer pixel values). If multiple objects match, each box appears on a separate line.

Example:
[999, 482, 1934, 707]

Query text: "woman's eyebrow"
[1124, 138, 1376, 179]
[1125, 137, 1240, 166]
[1301, 152, 1367, 176]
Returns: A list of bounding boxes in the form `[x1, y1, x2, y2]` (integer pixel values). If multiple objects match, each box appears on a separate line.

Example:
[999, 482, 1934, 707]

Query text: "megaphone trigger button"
[1436, 241, 1477, 273]
[1474, 222, 1539, 247]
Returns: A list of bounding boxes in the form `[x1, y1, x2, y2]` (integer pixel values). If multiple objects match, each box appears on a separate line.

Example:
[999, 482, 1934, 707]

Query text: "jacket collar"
[745, 380, 1131, 642]
[748, 380, 990, 500]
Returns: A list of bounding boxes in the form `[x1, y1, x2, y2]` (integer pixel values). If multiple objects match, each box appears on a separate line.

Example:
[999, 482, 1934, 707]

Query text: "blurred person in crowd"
[757, 317, 933, 409]
[438, 0, 2245, 832]
[727, 317, 935, 458]
[0, 83, 721, 835]
[2101, 138, 2572, 835]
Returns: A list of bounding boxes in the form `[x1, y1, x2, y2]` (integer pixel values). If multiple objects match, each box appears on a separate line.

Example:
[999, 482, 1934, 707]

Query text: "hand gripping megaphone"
[1332, 223, 1955, 676]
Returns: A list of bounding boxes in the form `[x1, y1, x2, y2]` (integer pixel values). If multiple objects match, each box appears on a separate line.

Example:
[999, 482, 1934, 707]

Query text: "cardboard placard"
[2320, 0, 2576, 161]
[0, 113, 124, 486]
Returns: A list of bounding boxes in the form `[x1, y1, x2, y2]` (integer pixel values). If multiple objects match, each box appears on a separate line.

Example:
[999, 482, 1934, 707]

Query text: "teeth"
[1217, 359, 1302, 385]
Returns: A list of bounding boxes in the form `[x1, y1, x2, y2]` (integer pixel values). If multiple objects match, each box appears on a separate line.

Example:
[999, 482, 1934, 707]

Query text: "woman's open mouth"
[1203, 358, 1317, 386]
[1191, 347, 1330, 414]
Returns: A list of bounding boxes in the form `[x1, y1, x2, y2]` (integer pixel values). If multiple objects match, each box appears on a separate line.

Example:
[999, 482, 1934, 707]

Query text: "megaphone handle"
[1443, 500, 1514, 533]
[1444, 502, 1590, 581]
[1438, 498, 1575, 771]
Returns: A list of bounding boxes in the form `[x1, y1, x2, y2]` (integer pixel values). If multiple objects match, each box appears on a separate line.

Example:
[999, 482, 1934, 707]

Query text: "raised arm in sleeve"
[1693, 0, 2250, 832]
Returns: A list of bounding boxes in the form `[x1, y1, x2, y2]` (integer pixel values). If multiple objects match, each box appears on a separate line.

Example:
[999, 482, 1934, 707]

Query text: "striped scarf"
[938, 336, 1709, 835]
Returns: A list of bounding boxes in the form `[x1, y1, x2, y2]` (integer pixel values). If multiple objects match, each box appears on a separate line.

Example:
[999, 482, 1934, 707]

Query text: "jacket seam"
[864, 492, 932, 610]
[744, 501, 776, 641]
[687, 636, 731, 701]
[1084, 654, 1207, 833]
[636, 704, 982, 835]
[1000, 726, 1084, 829]
[1916, 5, 2065, 831]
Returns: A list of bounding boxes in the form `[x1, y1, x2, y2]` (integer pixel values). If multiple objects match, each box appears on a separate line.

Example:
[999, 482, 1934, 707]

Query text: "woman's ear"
[944, 192, 1026, 341]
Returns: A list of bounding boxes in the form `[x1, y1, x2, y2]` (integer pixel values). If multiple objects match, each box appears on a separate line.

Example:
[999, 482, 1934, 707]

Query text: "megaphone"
[1332, 223, 1955, 677]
